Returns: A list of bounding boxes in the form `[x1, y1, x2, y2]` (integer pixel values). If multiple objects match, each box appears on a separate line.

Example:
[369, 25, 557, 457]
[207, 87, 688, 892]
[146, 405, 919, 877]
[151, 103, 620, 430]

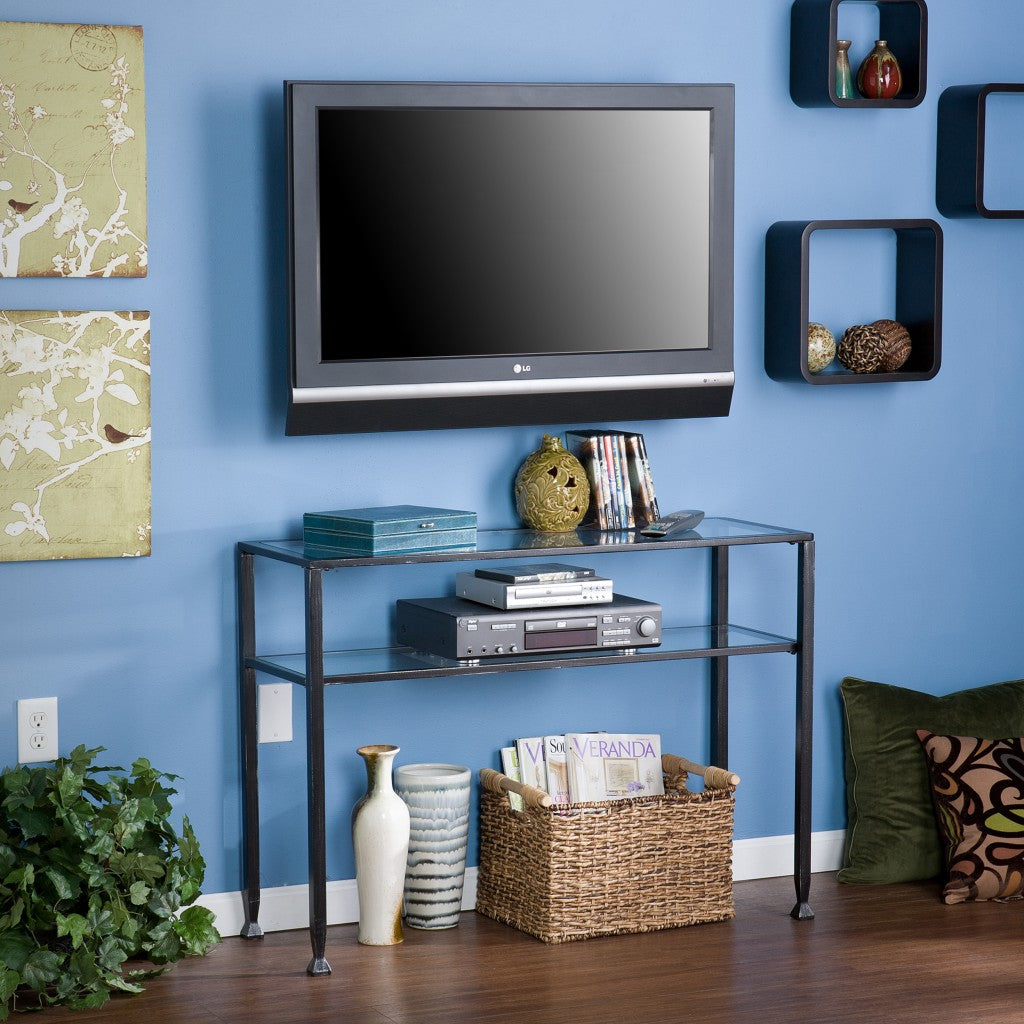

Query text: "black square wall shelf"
[790, 0, 927, 108]
[937, 84, 1024, 218]
[764, 219, 943, 384]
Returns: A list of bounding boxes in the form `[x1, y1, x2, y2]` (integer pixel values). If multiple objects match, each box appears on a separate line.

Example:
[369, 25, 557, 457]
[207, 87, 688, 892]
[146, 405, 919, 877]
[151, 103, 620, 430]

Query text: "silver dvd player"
[455, 571, 613, 610]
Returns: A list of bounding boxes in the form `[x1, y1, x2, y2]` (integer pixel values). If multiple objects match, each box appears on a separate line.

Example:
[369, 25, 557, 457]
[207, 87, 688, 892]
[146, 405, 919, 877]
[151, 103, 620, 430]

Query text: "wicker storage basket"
[476, 754, 738, 943]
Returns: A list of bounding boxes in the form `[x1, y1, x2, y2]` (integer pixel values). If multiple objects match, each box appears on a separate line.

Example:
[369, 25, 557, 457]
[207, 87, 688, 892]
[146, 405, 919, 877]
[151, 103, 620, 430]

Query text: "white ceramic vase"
[394, 763, 472, 929]
[352, 744, 410, 945]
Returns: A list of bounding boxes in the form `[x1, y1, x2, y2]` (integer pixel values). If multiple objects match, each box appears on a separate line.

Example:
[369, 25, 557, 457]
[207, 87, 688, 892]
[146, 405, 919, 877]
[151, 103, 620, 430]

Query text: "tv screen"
[286, 82, 734, 434]
[318, 108, 711, 361]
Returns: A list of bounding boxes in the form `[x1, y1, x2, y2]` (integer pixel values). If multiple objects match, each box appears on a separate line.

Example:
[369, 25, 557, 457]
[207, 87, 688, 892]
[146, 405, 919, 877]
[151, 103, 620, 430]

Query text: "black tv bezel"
[285, 81, 735, 435]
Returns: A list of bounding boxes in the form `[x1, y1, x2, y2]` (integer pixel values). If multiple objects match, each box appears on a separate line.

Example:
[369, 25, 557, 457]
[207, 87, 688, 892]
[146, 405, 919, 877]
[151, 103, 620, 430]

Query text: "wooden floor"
[44, 873, 1022, 1024]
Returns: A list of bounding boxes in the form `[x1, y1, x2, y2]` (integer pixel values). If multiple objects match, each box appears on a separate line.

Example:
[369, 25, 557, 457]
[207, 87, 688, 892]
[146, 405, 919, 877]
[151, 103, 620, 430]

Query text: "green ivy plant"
[0, 744, 220, 1017]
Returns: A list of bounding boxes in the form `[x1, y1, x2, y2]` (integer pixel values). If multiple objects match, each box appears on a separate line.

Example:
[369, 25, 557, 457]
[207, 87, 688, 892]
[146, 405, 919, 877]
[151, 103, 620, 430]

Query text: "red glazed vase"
[857, 39, 902, 100]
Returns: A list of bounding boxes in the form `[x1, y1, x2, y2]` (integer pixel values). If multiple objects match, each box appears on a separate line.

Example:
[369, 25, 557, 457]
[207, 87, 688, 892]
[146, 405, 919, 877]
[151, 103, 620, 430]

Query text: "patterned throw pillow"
[838, 676, 1024, 884]
[916, 731, 1024, 904]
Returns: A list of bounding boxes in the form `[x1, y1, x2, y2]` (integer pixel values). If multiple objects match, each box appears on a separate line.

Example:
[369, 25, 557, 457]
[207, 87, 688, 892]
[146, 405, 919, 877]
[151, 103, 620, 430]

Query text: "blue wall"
[4, 1, 1024, 895]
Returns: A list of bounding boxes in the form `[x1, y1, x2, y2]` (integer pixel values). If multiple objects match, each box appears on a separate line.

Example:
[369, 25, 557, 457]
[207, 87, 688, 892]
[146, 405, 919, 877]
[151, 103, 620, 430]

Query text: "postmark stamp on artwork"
[70, 25, 117, 71]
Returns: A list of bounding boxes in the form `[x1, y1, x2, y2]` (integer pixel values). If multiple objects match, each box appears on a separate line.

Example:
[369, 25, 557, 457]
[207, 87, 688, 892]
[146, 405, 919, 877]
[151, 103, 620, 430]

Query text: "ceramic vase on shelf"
[834, 40, 854, 99]
[857, 40, 902, 99]
[513, 433, 590, 532]
[394, 764, 472, 930]
[352, 744, 410, 946]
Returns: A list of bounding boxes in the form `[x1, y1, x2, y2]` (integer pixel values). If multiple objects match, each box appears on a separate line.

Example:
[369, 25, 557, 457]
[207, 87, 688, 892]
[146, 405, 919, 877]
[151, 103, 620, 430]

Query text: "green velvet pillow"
[838, 675, 1024, 884]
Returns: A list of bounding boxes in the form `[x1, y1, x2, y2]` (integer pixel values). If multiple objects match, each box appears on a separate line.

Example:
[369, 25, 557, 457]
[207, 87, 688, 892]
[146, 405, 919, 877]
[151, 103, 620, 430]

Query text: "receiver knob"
[636, 616, 658, 637]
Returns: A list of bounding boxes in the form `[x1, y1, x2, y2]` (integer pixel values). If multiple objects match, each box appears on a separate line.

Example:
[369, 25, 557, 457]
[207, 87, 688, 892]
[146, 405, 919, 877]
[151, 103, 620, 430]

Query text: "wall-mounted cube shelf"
[790, 0, 927, 108]
[937, 84, 1024, 219]
[764, 219, 943, 384]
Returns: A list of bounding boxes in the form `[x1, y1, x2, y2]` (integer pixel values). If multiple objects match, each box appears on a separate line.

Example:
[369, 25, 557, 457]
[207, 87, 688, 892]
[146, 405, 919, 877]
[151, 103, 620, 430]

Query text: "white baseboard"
[198, 830, 845, 937]
[733, 828, 845, 882]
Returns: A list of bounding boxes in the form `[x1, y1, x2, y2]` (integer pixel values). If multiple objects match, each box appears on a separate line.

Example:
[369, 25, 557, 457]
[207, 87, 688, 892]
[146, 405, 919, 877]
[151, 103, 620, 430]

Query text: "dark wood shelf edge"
[790, 0, 927, 109]
[937, 83, 1024, 219]
[765, 218, 942, 384]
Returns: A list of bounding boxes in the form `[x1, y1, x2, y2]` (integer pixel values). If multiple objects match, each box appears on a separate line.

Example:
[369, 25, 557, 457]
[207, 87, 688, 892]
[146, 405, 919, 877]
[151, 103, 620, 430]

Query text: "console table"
[237, 517, 815, 975]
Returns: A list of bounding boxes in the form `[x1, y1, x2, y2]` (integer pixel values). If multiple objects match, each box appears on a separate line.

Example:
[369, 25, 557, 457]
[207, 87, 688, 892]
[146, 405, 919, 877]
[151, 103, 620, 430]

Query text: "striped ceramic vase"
[394, 763, 472, 929]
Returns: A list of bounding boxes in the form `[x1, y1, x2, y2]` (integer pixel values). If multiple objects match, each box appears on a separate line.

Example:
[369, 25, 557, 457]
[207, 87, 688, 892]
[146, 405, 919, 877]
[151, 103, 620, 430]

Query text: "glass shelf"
[248, 623, 798, 686]
[242, 516, 812, 569]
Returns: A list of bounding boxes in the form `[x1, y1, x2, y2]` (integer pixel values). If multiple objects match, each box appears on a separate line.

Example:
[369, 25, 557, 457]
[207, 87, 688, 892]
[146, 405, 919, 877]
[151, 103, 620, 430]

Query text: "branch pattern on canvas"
[0, 310, 151, 561]
[0, 22, 146, 278]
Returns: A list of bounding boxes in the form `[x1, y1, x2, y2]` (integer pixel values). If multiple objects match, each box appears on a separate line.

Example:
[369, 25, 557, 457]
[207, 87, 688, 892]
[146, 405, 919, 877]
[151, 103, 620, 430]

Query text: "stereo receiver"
[395, 594, 662, 660]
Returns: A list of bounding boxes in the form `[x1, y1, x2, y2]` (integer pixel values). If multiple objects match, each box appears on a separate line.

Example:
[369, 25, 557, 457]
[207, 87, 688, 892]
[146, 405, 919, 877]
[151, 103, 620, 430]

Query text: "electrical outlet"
[258, 683, 292, 743]
[18, 697, 58, 763]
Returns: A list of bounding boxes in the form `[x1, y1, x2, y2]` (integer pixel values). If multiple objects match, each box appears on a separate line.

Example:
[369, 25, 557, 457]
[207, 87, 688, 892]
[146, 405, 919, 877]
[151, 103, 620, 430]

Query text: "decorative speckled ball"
[806, 322, 836, 374]
[871, 319, 912, 372]
[837, 324, 886, 373]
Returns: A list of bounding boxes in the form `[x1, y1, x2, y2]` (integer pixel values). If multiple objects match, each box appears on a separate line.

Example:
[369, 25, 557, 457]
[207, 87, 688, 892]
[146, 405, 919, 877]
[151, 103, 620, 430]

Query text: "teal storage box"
[303, 505, 477, 555]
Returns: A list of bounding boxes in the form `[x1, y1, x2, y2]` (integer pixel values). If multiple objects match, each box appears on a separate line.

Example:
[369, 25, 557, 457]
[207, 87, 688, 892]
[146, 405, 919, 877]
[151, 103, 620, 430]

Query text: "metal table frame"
[236, 517, 815, 974]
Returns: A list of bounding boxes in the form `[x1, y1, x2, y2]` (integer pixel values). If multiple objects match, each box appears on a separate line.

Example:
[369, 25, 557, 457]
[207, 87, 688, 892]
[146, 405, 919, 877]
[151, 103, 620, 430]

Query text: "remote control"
[640, 509, 705, 537]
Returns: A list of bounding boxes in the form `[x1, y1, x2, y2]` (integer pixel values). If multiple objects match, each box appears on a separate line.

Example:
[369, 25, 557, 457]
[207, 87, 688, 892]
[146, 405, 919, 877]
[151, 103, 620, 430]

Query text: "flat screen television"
[285, 81, 734, 435]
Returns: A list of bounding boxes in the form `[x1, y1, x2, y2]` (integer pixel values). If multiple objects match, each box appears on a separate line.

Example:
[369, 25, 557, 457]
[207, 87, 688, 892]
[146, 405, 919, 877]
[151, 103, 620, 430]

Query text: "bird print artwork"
[1, 310, 151, 562]
[0, 21, 147, 277]
[103, 423, 143, 444]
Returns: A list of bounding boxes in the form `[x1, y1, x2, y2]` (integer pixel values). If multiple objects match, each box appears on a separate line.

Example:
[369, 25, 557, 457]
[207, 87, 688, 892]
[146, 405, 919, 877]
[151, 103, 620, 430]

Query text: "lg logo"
[513, 363, 532, 374]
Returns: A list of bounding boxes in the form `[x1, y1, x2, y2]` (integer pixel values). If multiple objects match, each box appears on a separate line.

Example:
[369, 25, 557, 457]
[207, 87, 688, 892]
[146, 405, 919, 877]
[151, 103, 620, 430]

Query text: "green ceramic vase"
[513, 434, 590, 533]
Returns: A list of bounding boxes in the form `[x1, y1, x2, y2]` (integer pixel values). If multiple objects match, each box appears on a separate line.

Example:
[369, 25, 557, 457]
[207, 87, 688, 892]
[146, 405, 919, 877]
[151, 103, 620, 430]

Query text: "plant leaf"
[7, 805, 52, 841]
[146, 889, 180, 920]
[86, 902, 115, 937]
[3, 864, 34, 891]
[66, 989, 109, 1011]
[56, 912, 89, 949]
[146, 927, 181, 965]
[20, 948, 64, 990]
[173, 905, 220, 956]
[56, 765, 84, 807]
[0, 930, 35, 971]
[0, 898, 23, 931]
[106, 973, 144, 994]
[128, 880, 150, 906]
[45, 867, 75, 901]
[85, 830, 115, 860]
[96, 936, 127, 972]
[68, 943, 100, 986]
[0, 967, 21, 1002]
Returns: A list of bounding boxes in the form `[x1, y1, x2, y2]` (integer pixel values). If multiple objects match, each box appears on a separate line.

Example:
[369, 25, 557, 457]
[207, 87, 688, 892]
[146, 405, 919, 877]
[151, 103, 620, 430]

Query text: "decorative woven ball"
[837, 324, 886, 373]
[871, 318, 912, 372]
[806, 322, 836, 374]
[514, 434, 590, 532]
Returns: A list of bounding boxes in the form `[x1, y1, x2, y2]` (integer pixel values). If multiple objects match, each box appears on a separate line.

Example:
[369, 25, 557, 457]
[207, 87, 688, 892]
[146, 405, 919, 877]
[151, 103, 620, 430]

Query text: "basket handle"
[479, 767, 553, 809]
[662, 754, 740, 791]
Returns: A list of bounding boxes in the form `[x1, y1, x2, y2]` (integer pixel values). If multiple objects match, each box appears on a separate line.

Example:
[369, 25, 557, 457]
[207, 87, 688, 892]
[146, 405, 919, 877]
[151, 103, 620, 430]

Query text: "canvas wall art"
[0, 22, 146, 277]
[0, 310, 151, 561]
